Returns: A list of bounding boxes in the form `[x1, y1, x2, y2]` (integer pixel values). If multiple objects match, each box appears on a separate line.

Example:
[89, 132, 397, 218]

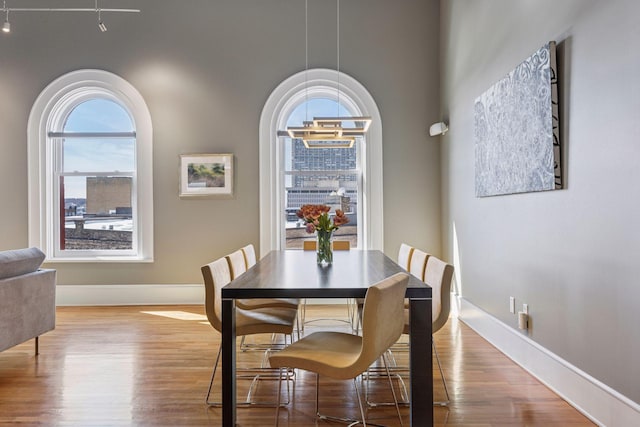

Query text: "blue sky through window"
[64, 98, 133, 132]
[286, 98, 350, 127]
[62, 99, 135, 198]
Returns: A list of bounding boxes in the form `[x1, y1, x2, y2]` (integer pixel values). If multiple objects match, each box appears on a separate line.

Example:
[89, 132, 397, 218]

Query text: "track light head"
[2, 7, 9, 33]
[96, 4, 106, 32]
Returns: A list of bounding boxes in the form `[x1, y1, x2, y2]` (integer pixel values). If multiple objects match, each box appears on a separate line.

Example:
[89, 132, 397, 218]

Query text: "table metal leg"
[222, 298, 236, 427]
[409, 297, 433, 426]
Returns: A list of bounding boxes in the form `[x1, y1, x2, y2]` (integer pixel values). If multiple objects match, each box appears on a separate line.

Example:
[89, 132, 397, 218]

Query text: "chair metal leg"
[206, 345, 222, 406]
[35, 336, 39, 356]
[301, 299, 354, 333]
[352, 377, 368, 427]
[274, 367, 283, 427]
[315, 373, 320, 418]
[433, 340, 450, 406]
[314, 373, 388, 427]
[208, 337, 294, 408]
[364, 338, 451, 407]
[382, 353, 404, 426]
[364, 352, 409, 407]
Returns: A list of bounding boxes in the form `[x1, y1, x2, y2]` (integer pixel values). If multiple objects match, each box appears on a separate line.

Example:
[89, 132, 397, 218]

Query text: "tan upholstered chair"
[332, 240, 350, 250]
[269, 272, 409, 426]
[241, 243, 257, 268]
[364, 254, 454, 407]
[201, 256, 298, 406]
[408, 248, 429, 281]
[397, 243, 414, 271]
[355, 243, 416, 333]
[226, 249, 247, 279]
[233, 245, 299, 313]
[302, 240, 350, 251]
[409, 255, 453, 405]
[302, 240, 316, 251]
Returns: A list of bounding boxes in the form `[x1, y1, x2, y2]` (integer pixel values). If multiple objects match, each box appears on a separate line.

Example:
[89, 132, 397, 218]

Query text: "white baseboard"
[457, 297, 640, 427]
[55, 284, 347, 306]
[56, 284, 205, 306]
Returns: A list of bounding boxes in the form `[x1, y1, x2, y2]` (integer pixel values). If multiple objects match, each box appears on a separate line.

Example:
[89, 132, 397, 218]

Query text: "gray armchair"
[0, 247, 56, 354]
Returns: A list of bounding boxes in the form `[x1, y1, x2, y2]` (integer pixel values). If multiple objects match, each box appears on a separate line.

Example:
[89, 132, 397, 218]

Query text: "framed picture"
[179, 153, 234, 198]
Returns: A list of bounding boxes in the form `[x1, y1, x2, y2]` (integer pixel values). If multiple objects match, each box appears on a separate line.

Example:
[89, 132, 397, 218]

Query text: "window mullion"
[49, 132, 136, 138]
[60, 171, 135, 177]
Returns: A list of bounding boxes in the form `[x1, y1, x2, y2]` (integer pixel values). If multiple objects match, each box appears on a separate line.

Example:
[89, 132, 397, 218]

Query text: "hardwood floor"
[0, 305, 594, 426]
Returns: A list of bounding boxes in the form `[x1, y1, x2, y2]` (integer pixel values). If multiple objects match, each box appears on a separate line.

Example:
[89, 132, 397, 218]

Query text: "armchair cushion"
[0, 247, 46, 280]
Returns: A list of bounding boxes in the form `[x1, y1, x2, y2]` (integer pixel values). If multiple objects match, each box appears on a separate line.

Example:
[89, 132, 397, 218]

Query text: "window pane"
[62, 138, 135, 173]
[64, 99, 134, 132]
[283, 98, 361, 249]
[286, 98, 351, 127]
[284, 172, 358, 250]
[61, 176, 133, 250]
[285, 138, 357, 172]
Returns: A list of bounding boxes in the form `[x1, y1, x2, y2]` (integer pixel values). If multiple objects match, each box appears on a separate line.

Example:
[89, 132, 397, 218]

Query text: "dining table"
[221, 249, 433, 426]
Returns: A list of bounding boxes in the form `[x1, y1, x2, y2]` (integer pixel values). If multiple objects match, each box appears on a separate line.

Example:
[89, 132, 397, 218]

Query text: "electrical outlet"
[523, 303, 529, 315]
[509, 297, 516, 314]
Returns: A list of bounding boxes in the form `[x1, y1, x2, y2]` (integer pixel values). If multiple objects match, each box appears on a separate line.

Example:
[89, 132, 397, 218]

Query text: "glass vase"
[316, 229, 333, 266]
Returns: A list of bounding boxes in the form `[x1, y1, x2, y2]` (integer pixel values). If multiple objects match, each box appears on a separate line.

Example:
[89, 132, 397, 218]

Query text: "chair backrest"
[409, 248, 429, 281]
[226, 249, 247, 280]
[241, 244, 257, 268]
[397, 243, 414, 271]
[425, 256, 454, 333]
[332, 240, 350, 250]
[201, 257, 232, 333]
[302, 240, 316, 251]
[357, 272, 409, 374]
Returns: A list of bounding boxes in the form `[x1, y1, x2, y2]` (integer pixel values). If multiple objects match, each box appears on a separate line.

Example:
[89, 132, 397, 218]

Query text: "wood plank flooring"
[0, 305, 594, 426]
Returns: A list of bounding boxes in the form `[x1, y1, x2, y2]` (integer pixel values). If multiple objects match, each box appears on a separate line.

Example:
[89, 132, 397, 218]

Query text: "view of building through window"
[283, 98, 360, 249]
[58, 98, 136, 250]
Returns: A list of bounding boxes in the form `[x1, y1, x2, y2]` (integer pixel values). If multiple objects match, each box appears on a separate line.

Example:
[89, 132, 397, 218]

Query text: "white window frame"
[28, 69, 153, 262]
[259, 68, 383, 256]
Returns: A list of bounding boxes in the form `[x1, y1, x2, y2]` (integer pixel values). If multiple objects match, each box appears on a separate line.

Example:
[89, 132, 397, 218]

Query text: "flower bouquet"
[296, 204, 350, 265]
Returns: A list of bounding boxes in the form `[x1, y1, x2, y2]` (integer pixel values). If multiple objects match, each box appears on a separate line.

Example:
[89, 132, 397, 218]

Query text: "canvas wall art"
[474, 41, 562, 197]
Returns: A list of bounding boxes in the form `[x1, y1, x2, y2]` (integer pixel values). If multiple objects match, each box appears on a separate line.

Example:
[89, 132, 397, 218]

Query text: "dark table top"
[221, 249, 431, 300]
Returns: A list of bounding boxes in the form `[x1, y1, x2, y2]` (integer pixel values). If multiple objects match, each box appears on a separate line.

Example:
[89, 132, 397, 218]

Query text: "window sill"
[44, 256, 154, 264]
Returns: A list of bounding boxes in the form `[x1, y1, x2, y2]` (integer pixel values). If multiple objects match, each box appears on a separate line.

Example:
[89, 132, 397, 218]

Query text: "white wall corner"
[457, 297, 640, 427]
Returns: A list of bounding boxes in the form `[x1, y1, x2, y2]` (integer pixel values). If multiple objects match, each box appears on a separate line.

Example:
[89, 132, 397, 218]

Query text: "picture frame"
[179, 153, 234, 198]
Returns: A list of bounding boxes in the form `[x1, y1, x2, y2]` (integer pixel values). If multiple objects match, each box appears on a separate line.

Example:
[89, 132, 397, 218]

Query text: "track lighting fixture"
[0, 0, 139, 35]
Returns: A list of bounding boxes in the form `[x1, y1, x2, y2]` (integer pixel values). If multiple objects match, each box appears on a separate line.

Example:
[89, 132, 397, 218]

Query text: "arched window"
[28, 70, 153, 262]
[259, 69, 383, 255]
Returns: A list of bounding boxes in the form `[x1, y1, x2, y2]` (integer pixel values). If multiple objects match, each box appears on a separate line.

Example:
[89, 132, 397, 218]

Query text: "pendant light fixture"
[281, 0, 371, 149]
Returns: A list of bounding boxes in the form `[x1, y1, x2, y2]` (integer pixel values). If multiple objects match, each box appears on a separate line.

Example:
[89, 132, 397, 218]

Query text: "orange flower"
[297, 204, 349, 234]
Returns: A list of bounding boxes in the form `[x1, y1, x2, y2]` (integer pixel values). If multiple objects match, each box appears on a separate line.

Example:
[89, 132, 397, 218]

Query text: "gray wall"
[0, 1, 441, 284]
[441, 0, 639, 404]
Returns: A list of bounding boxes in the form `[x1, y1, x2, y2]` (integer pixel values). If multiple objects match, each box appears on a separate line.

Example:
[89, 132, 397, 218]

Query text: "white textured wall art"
[474, 41, 562, 197]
